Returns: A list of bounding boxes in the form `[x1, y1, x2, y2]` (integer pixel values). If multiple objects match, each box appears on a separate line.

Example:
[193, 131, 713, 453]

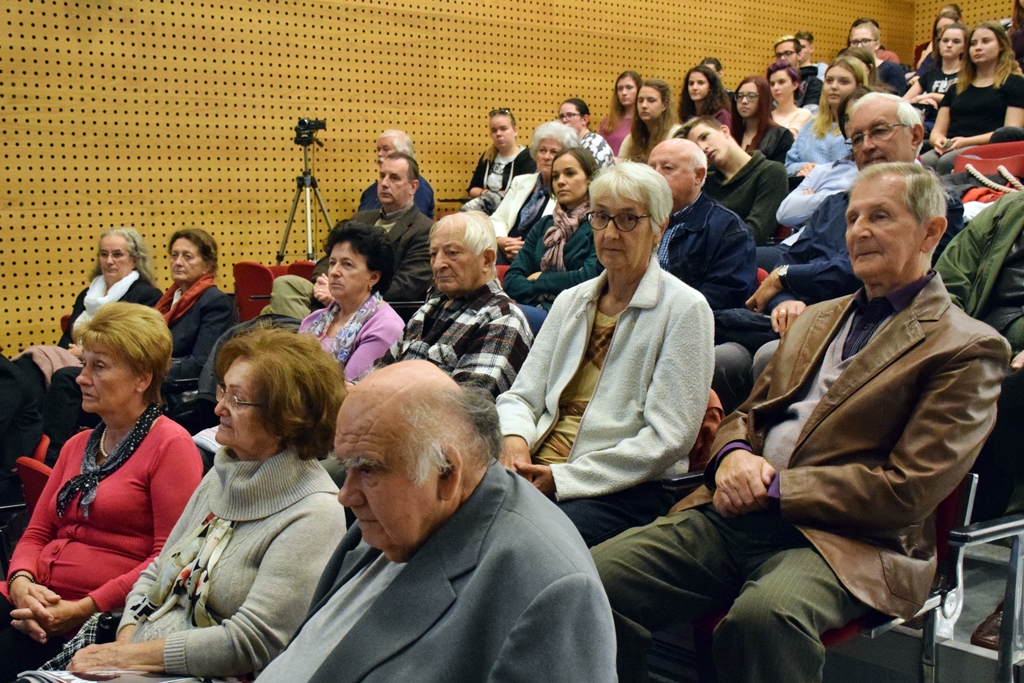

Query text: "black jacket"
[58, 277, 163, 347]
[468, 147, 536, 194]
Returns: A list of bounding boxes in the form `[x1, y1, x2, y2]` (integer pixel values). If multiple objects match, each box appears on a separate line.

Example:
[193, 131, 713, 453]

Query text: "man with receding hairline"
[257, 361, 616, 683]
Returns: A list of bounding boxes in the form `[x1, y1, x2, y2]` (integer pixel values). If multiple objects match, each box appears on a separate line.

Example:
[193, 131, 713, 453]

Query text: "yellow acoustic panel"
[2, 0, 914, 348]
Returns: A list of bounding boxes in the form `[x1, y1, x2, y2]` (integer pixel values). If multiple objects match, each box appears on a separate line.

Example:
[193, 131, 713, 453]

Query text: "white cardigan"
[496, 256, 714, 501]
[489, 173, 555, 238]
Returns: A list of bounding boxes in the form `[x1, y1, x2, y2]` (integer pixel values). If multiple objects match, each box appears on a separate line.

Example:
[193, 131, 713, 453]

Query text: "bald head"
[648, 138, 708, 212]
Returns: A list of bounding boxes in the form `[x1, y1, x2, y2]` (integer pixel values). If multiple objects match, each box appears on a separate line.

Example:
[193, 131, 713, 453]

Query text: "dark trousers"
[973, 368, 1024, 522]
[0, 593, 65, 681]
[592, 505, 869, 683]
[557, 481, 676, 547]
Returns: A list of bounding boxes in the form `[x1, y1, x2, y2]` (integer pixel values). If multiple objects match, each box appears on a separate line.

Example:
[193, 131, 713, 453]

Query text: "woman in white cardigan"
[61, 329, 348, 679]
[496, 162, 714, 547]
[489, 121, 579, 263]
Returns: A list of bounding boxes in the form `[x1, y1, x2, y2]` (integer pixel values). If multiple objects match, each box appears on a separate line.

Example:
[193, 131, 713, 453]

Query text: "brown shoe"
[971, 601, 1003, 650]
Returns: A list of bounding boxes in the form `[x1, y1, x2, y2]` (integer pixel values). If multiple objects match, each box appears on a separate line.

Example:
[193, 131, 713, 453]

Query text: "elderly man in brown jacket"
[592, 162, 1010, 683]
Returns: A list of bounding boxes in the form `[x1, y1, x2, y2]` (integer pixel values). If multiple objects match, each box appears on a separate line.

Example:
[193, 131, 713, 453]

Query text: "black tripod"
[277, 126, 333, 264]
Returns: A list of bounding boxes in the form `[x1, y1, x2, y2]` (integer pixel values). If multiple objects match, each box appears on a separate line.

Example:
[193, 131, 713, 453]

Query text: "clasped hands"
[8, 577, 96, 644]
[745, 269, 806, 336]
[500, 436, 555, 498]
[712, 449, 776, 518]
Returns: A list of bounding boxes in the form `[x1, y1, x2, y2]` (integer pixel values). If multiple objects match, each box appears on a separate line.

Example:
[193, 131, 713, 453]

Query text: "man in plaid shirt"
[377, 212, 533, 398]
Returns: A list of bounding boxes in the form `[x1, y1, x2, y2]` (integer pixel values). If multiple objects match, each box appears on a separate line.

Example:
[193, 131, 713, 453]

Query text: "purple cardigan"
[299, 303, 405, 381]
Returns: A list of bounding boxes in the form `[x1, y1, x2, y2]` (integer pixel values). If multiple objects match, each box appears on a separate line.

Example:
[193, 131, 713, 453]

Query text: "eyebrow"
[338, 456, 386, 470]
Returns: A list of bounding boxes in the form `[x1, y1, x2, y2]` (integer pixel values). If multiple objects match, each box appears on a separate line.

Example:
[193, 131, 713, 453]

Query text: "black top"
[940, 75, 1024, 139]
[756, 126, 795, 165]
[468, 147, 536, 194]
[915, 67, 959, 127]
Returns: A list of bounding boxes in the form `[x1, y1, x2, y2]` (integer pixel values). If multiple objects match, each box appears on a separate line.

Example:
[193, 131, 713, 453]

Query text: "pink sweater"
[5, 416, 203, 611]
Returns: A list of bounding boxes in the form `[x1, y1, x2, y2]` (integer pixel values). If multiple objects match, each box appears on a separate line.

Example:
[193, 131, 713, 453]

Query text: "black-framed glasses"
[735, 92, 759, 102]
[557, 112, 581, 121]
[849, 38, 877, 47]
[489, 108, 512, 117]
[588, 211, 650, 233]
[215, 384, 264, 410]
[775, 50, 797, 59]
[848, 122, 907, 150]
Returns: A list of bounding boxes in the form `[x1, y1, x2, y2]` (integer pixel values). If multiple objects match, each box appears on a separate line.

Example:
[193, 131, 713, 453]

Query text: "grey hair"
[90, 227, 157, 286]
[852, 162, 945, 226]
[430, 211, 497, 278]
[847, 92, 925, 156]
[399, 385, 500, 483]
[530, 121, 580, 158]
[380, 129, 415, 157]
[589, 162, 674, 239]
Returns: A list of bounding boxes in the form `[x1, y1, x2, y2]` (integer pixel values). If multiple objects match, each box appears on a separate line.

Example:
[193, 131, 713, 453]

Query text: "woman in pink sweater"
[1, 303, 202, 679]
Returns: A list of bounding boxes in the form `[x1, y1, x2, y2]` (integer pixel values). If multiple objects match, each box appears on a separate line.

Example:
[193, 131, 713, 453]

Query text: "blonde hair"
[958, 21, 1021, 94]
[76, 302, 173, 405]
[812, 57, 870, 138]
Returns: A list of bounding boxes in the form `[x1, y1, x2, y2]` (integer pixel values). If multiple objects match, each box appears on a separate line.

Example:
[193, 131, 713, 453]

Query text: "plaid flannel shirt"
[378, 280, 533, 397]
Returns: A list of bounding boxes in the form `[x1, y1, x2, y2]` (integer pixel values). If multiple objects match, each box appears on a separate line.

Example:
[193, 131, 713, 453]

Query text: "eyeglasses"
[215, 384, 264, 410]
[775, 50, 797, 59]
[588, 211, 650, 233]
[735, 92, 759, 102]
[849, 38, 877, 47]
[489, 108, 512, 117]
[848, 122, 907, 150]
[557, 112, 581, 121]
[99, 250, 130, 260]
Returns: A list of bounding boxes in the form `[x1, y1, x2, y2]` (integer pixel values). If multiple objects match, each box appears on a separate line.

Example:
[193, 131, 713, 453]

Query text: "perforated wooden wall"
[3, 0, 917, 349]
[914, 0, 1014, 48]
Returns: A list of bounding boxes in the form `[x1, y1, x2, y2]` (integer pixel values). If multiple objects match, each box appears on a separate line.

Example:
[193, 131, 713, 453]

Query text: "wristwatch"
[777, 265, 790, 291]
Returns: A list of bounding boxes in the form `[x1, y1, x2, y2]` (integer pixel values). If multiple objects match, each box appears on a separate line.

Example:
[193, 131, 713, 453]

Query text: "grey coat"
[295, 463, 617, 683]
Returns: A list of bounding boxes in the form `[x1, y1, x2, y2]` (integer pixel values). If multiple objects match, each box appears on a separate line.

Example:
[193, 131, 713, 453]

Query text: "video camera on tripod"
[278, 117, 333, 263]
[294, 118, 327, 147]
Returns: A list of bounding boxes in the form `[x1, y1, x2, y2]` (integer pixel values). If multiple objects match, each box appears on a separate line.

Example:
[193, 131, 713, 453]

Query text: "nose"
[214, 398, 228, 418]
[76, 366, 92, 387]
[337, 469, 365, 508]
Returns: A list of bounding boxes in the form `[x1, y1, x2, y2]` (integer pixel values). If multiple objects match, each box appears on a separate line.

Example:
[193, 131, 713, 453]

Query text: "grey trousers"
[592, 505, 869, 683]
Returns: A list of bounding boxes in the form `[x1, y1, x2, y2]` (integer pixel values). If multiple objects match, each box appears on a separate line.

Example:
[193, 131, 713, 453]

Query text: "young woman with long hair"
[784, 56, 870, 177]
[905, 23, 967, 132]
[731, 76, 794, 164]
[599, 70, 642, 156]
[924, 20, 1024, 173]
[767, 61, 813, 138]
[618, 78, 681, 163]
[679, 65, 732, 126]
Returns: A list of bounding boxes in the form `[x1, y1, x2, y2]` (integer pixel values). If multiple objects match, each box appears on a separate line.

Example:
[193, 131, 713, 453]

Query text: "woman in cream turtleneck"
[61, 328, 348, 678]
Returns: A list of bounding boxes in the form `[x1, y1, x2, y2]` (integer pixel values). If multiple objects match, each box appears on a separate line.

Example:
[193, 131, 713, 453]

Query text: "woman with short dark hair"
[767, 61, 813, 138]
[299, 222, 404, 381]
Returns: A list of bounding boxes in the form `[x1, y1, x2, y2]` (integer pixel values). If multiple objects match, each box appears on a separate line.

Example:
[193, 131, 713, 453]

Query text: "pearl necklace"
[99, 427, 110, 459]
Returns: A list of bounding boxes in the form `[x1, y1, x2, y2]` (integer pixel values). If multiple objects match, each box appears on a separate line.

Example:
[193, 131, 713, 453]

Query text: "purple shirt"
[299, 303, 405, 382]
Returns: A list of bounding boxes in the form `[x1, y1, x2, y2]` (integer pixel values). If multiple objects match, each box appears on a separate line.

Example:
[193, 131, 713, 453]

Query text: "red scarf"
[155, 273, 217, 327]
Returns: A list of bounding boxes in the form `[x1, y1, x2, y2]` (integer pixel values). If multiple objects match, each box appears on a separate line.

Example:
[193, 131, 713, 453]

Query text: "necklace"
[99, 427, 110, 459]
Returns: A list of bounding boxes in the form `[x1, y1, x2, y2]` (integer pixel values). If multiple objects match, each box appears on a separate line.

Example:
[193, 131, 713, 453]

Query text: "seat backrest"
[496, 265, 510, 285]
[936, 473, 977, 564]
[287, 260, 317, 280]
[233, 262, 276, 322]
[16, 457, 52, 516]
[30, 435, 49, 463]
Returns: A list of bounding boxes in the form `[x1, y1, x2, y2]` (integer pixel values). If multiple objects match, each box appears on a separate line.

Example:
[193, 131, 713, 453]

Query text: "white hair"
[852, 162, 945, 225]
[847, 92, 925, 156]
[589, 162, 673, 238]
[380, 129, 415, 157]
[430, 211, 497, 279]
[530, 121, 580, 157]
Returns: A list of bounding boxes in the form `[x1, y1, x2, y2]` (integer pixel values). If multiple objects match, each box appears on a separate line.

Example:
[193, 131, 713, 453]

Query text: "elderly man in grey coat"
[256, 360, 616, 683]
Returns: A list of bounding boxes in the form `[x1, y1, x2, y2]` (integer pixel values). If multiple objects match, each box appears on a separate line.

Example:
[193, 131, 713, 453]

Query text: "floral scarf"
[540, 200, 589, 272]
[130, 512, 236, 628]
[305, 292, 383, 364]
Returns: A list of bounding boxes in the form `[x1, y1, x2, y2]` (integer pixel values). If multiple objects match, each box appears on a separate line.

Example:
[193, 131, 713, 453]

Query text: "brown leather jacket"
[681, 274, 1009, 619]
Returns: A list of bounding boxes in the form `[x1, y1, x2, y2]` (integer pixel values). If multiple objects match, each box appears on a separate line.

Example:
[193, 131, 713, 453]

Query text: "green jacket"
[935, 191, 1024, 352]
[503, 215, 602, 310]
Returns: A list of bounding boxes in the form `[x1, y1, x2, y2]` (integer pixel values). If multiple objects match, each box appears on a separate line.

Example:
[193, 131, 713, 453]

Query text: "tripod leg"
[304, 186, 315, 262]
[311, 184, 334, 260]
[279, 181, 304, 265]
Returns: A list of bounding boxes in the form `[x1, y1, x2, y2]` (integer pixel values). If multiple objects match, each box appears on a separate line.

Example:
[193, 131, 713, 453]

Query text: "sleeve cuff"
[704, 441, 752, 489]
[767, 473, 781, 505]
[163, 630, 189, 675]
[784, 264, 815, 294]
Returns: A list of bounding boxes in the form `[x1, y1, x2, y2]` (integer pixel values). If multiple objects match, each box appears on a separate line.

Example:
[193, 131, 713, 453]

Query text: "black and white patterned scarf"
[56, 403, 162, 518]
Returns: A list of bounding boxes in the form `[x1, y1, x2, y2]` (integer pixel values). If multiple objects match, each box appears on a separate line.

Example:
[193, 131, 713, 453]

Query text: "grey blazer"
[351, 207, 433, 302]
[295, 463, 617, 683]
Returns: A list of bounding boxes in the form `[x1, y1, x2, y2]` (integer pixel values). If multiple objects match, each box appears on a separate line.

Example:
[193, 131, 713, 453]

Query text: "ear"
[135, 371, 153, 396]
[367, 270, 382, 290]
[481, 247, 497, 270]
[921, 215, 947, 254]
[694, 165, 708, 186]
[910, 124, 925, 153]
[436, 446, 464, 502]
[410, 177, 420, 192]
[720, 124, 731, 136]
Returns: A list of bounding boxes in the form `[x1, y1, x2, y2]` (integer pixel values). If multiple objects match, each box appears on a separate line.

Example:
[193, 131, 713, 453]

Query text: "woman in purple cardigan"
[299, 223, 404, 381]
